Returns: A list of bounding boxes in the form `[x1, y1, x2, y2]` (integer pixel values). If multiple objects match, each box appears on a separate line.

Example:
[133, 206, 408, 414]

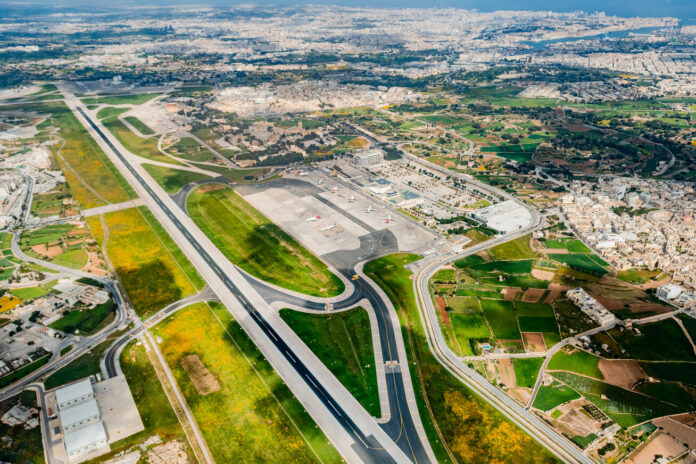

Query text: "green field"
[471, 259, 533, 274]
[518, 316, 558, 333]
[610, 319, 696, 362]
[49, 301, 116, 335]
[532, 382, 580, 411]
[166, 137, 217, 163]
[678, 314, 696, 341]
[156, 302, 342, 463]
[640, 362, 696, 386]
[637, 381, 696, 410]
[0, 354, 50, 389]
[124, 116, 155, 135]
[548, 349, 603, 379]
[480, 299, 520, 339]
[548, 254, 608, 276]
[81, 93, 160, 106]
[189, 162, 268, 182]
[187, 185, 343, 297]
[552, 372, 680, 427]
[454, 254, 485, 269]
[515, 302, 554, 317]
[9, 281, 57, 300]
[43, 333, 121, 389]
[142, 164, 210, 193]
[104, 118, 182, 165]
[513, 358, 544, 388]
[364, 254, 559, 464]
[96, 106, 129, 121]
[488, 236, 535, 260]
[280, 307, 380, 416]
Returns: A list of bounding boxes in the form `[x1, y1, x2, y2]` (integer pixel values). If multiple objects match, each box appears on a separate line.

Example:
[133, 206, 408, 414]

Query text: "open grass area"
[0, 391, 45, 464]
[480, 299, 520, 340]
[552, 372, 680, 428]
[471, 259, 533, 274]
[104, 118, 182, 165]
[548, 348, 603, 379]
[279, 307, 380, 416]
[187, 184, 343, 297]
[81, 93, 160, 106]
[96, 106, 129, 121]
[40, 102, 135, 207]
[610, 319, 696, 362]
[548, 254, 608, 276]
[165, 137, 217, 163]
[512, 357, 544, 388]
[87, 207, 202, 318]
[616, 268, 661, 284]
[156, 302, 342, 463]
[142, 164, 210, 193]
[189, 162, 268, 182]
[532, 382, 580, 411]
[365, 253, 559, 464]
[9, 281, 57, 300]
[488, 236, 535, 260]
[49, 301, 115, 335]
[124, 116, 154, 135]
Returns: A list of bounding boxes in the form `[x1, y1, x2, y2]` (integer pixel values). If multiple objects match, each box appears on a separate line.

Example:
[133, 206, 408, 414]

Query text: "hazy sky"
[5, 0, 696, 20]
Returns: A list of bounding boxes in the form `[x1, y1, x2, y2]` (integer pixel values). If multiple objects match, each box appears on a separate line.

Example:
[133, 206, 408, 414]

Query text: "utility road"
[58, 85, 414, 464]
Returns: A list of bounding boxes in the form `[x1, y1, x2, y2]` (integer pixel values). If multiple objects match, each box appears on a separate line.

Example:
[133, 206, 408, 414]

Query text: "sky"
[5, 0, 695, 20]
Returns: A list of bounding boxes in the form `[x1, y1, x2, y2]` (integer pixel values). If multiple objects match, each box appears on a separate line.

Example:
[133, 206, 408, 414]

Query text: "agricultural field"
[87, 207, 202, 318]
[142, 164, 210, 194]
[532, 382, 580, 411]
[20, 222, 95, 270]
[30, 182, 75, 218]
[512, 358, 544, 388]
[608, 320, 696, 362]
[279, 307, 380, 416]
[49, 301, 116, 335]
[9, 281, 57, 300]
[547, 348, 603, 379]
[365, 253, 559, 464]
[155, 302, 342, 463]
[187, 184, 343, 297]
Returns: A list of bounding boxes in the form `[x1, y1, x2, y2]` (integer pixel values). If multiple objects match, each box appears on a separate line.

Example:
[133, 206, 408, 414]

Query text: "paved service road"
[61, 91, 413, 464]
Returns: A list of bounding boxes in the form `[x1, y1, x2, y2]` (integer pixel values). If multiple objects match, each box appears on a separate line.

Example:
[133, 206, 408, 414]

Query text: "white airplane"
[317, 179, 324, 185]
[321, 223, 337, 231]
[306, 214, 321, 222]
[347, 195, 355, 203]
[364, 205, 374, 213]
[295, 170, 308, 176]
[331, 186, 339, 193]
[382, 215, 396, 223]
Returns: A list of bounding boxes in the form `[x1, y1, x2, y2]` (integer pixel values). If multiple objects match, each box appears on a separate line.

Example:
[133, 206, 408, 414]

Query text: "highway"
[62, 92, 414, 464]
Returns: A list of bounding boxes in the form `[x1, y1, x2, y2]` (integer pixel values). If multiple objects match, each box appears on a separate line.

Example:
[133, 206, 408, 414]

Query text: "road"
[59, 86, 414, 464]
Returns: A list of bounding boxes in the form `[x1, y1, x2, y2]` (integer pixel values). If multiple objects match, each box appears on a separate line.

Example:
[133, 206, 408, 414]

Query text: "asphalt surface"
[77, 107, 401, 464]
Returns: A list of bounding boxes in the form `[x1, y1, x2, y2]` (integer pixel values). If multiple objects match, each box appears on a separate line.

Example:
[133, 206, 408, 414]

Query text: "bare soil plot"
[498, 358, 516, 387]
[532, 268, 556, 281]
[555, 401, 603, 437]
[672, 412, 696, 427]
[627, 302, 672, 315]
[180, 354, 220, 395]
[598, 359, 646, 390]
[32, 243, 63, 258]
[436, 296, 450, 324]
[625, 432, 686, 464]
[536, 248, 568, 255]
[522, 332, 547, 353]
[522, 288, 546, 303]
[503, 287, 522, 301]
[544, 290, 562, 304]
[588, 292, 625, 311]
[508, 387, 530, 406]
[653, 416, 696, 450]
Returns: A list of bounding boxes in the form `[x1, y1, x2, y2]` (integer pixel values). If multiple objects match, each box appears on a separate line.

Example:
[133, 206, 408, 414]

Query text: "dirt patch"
[503, 287, 522, 301]
[31, 243, 63, 258]
[652, 416, 696, 450]
[531, 268, 555, 281]
[180, 354, 220, 395]
[536, 248, 568, 255]
[498, 358, 516, 388]
[522, 288, 546, 303]
[476, 250, 491, 262]
[588, 292, 625, 311]
[147, 440, 190, 464]
[436, 296, 450, 324]
[625, 432, 686, 464]
[544, 290, 561, 304]
[522, 332, 547, 353]
[548, 283, 570, 293]
[598, 359, 646, 389]
[671, 413, 696, 428]
[627, 302, 671, 315]
[197, 183, 226, 193]
[444, 161, 456, 169]
[507, 387, 530, 406]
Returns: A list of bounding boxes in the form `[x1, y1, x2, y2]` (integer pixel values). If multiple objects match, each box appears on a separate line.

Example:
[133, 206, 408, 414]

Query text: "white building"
[63, 422, 109, 461]
[567, 288, 619, 326]
[56, 379, 94, 411]
[353, 149, 384, 167]
[657, 283, 683, 300]
[60, 399, 101, 433]
[470, 200, 533, 234]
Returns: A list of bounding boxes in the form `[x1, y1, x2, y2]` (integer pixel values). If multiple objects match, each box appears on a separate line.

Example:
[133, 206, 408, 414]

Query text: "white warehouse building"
[470, 200, 533, 234]
[353, 149, 384, 167]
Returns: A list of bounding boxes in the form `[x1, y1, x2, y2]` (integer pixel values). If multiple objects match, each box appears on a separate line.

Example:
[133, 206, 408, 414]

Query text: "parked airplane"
[306, 214, 321, 222]
[347, 195, 355, 203]
[382, 215, 396, 223]
[321, 223, 337, 231]
[295, 170, 308, 176]
[331, 186, 339, 193]
[364, 205, 374, 213]
[317, 179, 324, 184]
